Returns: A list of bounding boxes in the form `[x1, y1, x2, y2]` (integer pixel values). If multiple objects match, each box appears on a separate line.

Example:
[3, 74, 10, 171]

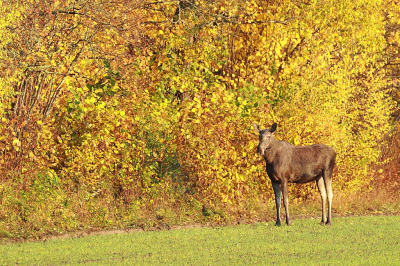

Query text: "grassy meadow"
[1, 215, 399, 265]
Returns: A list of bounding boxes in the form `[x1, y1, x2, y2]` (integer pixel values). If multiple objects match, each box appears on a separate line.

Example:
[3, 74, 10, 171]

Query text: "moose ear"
[252, 123, 261, 133]
[270, 123, 277, 133]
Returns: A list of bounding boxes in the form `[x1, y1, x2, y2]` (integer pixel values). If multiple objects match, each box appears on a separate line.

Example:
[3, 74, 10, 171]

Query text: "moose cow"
[253, 123, 336, 226]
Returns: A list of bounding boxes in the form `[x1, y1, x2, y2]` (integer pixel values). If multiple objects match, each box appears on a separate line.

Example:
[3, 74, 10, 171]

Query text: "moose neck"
[263, 138, 279, 164]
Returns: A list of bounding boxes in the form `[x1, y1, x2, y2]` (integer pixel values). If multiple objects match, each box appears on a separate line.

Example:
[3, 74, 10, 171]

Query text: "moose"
[253, 123, 336, 226]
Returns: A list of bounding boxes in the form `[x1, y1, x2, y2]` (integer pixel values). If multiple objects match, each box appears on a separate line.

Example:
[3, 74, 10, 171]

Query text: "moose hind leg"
[324, 171, 333, 225]
[272, 181, 282, 226]
[316, 177, 327, 225]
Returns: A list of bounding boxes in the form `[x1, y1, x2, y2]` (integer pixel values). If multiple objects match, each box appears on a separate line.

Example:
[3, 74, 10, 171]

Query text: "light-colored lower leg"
[316, 177, 327, 225]
[324, 177, 333, 225]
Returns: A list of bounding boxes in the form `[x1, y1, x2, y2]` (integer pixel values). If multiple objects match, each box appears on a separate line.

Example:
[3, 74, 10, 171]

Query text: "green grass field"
[1, 215, 399, 265]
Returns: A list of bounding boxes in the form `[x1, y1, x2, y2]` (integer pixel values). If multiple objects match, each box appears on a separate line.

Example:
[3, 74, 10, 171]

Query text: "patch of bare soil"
[43, 223, 207, 242]
[0, 223, 208, 244]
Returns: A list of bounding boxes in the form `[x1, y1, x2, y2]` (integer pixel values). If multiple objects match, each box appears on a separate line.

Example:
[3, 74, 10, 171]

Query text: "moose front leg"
[271, 181, 282, 226]
[281, 178, 291, 226]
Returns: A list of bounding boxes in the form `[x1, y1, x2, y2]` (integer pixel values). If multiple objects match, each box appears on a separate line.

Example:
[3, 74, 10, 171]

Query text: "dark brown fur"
[253, 123, 336, 226]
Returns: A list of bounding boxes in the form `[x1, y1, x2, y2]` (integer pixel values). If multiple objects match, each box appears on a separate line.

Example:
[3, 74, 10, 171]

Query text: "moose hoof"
[275, 222, 281, 227]
[325, 221, 332, 226]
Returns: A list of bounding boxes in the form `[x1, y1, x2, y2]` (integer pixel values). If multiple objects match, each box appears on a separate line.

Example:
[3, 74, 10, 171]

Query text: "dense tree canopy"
[0, 0, 399, 236]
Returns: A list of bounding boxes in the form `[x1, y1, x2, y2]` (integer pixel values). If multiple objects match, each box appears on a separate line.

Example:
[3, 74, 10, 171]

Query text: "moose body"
[253, 123, 336, 226]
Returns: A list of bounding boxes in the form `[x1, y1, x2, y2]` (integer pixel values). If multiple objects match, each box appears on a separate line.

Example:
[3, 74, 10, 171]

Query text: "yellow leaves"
[97, 102, 106, 109]
[0, 0, 395, 223]
[12, 138, 21, 151]
[171, 82, 270, 202]
[275, 46, 282, 57]
[293, 135, 301, 146]
[47, 170, 55, 178]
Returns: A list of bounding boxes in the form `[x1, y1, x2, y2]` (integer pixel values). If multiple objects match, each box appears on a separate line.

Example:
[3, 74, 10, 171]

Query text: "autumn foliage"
[0, 0, 399, 237]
